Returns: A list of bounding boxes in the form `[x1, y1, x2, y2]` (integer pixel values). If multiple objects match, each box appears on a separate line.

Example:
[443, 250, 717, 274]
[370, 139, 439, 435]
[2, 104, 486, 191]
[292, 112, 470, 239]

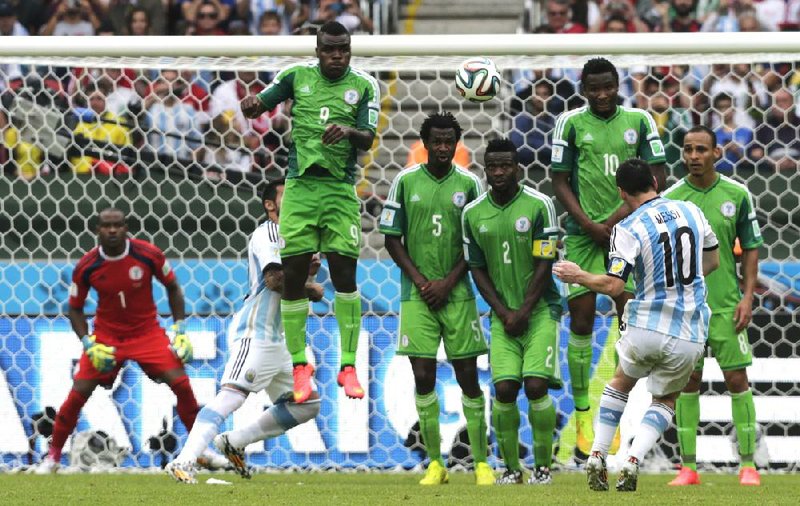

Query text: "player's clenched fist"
[170, 320, 193, 363]
[552, 260, 583, 284]
[81, 335, 117, 373]
[241, 95, 266, 119]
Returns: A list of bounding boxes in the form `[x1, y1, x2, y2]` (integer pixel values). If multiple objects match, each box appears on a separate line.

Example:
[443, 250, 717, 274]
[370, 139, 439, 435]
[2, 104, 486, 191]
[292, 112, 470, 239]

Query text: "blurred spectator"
[143, 68, 210, 114]
[107, 0, 165, 35]
[544, 0, 587, 33]
[704, 63, 766, 128]
[185, 0, 228, 34]
[0, 2, 28, 92]
[662, 0, 702, 31]
[240, 0, 306, 35]
[179, 0, 235, 28]
[96, 68, 141, 116]
[603, 13, 632, 32]
[316, 0, 373, 33]
[712, 92, 754, 173]
[510, 79, 556, 171]
[406, 140, 471, 169]
[753, 88, 800, 171]
[144, 70, 204, 170]
[257, 9, 282, 35]
[208, 71, 285, 173]
[11, 0, 49, 35]
[701, 0, 755, 32]
[737, 9, 762, 31]
[41, 0, 102, 36]
[70, 83, 134, 175]
[591, 1, 648, 32]
[754, 0, 788, 31]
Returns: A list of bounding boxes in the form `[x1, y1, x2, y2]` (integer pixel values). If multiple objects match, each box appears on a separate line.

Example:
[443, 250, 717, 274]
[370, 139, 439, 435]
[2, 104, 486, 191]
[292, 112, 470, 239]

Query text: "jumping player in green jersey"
[551, 57, 667, 457]
[241, 21, 380, 403]
[664, 126, 763, 487]
[380, 112, 492, 486]
[463, 138, 562, 486]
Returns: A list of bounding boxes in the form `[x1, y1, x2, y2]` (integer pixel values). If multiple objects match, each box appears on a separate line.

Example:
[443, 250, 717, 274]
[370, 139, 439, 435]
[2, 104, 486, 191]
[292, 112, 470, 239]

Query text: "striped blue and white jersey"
[228, 220, 283, 343]
[608, 197, 718, 343]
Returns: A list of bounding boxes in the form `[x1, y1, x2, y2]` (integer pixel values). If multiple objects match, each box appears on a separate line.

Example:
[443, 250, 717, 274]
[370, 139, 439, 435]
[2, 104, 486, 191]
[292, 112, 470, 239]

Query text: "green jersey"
[257, 62, 380, 184]
[462, 186, 561, 316]
[664, 174, 763, 313]
[551, 105, 666, 234]
[380, 163, 482, 302]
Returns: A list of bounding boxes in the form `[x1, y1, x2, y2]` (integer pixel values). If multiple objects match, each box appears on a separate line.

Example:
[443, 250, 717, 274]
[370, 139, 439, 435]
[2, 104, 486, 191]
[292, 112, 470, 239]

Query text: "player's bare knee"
[653, 392, 679, 410]
[683, 370, 702, 393]
[494, 380, 520, 404]
[523, 377, 548, 400]
[410, 358, 437, 395]
[327, 254, 357, 292]
[452, 358, 481, 398]
[723, 368, 750, 394]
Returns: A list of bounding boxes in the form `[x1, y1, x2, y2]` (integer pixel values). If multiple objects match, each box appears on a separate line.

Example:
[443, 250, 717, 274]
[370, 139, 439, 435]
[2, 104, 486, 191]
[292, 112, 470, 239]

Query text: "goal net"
[0, 35, 797, 472]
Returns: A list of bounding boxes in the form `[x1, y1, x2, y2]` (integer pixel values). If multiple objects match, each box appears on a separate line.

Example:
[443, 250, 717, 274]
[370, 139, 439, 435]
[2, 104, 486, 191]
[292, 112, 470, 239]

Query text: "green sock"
[676, 391, 700, 471]
[731, 389, 756, 468]
[416, 391, 443, 466]
[334, 291, 361, 367]
[462, 393, 487, 464]
[529, 394, 556, 469]
[568, 332, 593, 410]
[492, 399, 521, 471]
[281, 298, 309, 365]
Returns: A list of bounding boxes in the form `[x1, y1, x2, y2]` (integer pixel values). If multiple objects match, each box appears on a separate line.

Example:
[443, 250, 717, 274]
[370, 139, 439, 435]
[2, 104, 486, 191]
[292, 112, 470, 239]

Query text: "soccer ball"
[455, 57, 501, 103]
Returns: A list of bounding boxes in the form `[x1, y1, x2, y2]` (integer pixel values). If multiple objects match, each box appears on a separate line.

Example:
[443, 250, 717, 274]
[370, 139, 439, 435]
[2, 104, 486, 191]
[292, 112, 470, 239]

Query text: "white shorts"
[221, 338, 294, 402]
[615, 326, 704, 397]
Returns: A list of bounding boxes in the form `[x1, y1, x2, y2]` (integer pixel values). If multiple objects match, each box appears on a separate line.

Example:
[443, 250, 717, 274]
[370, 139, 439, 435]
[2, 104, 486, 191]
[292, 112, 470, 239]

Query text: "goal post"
[0, 34, 798, 471]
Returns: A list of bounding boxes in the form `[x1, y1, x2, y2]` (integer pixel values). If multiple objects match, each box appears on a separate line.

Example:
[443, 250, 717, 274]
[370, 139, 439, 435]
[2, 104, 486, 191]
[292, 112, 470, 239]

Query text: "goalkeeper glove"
[170, 320, 193, 364]
[81, 335, 116, 373]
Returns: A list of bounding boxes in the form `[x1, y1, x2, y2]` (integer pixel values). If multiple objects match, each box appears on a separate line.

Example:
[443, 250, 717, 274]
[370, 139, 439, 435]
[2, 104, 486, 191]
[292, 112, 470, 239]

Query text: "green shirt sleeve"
[550, 113, 576, 172]
[355, 74, 380, 133]
[379, 174, 404, 236]
[636, 110, 667, 164]
[736, 189, 764, 249]
[256, 66, 296, 110]
[462, 210, 486, 268]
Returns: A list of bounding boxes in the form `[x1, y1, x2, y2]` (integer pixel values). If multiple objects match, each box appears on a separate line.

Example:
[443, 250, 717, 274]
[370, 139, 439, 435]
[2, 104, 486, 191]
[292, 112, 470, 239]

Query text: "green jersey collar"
[421, 163, 455, 182]
[488, 185, 523, 209]
[684, 173, 721, 193]
[587, 105, 621, 122]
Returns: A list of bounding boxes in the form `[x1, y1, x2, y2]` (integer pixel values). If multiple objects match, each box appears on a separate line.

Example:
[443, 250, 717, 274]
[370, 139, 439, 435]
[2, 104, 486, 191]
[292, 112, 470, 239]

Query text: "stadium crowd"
[0, 0, 799, 180]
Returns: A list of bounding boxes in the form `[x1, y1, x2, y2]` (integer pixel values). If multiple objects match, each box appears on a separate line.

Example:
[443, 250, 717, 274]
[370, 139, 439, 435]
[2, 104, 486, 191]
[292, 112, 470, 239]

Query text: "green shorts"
[397, 299, 487, 360]
[562, 234, 634, 300]
[490, 307, 562, 389]
[695, 312, 753, 371]
[280, 177, 361, 259]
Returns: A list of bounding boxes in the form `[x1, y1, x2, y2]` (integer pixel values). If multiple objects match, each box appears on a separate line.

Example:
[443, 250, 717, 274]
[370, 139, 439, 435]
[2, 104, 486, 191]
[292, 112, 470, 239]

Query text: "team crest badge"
[721, 201, 736, 218]
[515, 217, 531, 233]
[129, 266, 143, 280]
[344, 89, 360, 105]
[452, 192, 466, 208]
[624, 128, 638, 145]
[245, 369, 256, 383]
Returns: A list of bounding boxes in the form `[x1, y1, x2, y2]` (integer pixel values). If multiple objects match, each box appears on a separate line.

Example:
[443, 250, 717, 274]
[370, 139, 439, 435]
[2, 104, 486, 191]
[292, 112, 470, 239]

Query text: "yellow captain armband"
[532, 239, 556, 259]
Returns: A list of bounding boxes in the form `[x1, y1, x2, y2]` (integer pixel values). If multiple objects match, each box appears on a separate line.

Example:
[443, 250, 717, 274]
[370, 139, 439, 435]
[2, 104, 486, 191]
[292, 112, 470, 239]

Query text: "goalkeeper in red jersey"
[37, 208, 201, 473]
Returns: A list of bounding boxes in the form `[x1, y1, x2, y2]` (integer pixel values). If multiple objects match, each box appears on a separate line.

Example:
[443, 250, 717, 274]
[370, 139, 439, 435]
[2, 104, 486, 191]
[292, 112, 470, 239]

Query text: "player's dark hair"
[484, 137, 519, 163]
[581, 57, 619, 85]
[259, 10, 282, 27]
[98, 207, 126, 220]
[318, 20, 349, 39]
[686, 125, 717, 147]
[712, 92, 733, 108]
[261, 178, 285, 204]
[616, 159, 655, 196]
[420, 112, 462, 143]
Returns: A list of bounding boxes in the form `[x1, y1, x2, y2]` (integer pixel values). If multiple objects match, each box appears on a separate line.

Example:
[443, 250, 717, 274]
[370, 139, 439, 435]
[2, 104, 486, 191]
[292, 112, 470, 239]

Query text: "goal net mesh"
[0, 52, 797, 472]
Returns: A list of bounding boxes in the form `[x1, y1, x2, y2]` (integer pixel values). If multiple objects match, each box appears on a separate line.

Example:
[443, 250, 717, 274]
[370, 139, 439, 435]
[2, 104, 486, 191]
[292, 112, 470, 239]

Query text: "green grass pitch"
[1, 472, 796, 505]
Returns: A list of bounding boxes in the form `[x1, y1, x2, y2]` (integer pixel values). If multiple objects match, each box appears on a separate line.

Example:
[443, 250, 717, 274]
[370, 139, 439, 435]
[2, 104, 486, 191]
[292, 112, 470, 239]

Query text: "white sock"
[628, 402, 674, 462]
[592, 385, 628, 456]
[227, 398, 321, 449]
[177, 387, 246, 462]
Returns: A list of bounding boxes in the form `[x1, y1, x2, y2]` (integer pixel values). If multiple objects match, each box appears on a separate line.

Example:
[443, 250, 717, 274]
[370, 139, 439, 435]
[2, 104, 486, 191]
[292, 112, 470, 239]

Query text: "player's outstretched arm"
[241, 95, 268, 119]
[734, 248, 758, 332]
[553, 260, 625, 298]
[553, 172, 610, 247]
[702, 247, 720, 276]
